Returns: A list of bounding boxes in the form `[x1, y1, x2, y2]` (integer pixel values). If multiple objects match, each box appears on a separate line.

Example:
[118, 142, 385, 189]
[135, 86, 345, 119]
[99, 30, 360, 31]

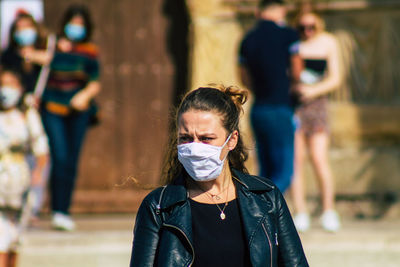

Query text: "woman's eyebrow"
[198, 133, 217, 137]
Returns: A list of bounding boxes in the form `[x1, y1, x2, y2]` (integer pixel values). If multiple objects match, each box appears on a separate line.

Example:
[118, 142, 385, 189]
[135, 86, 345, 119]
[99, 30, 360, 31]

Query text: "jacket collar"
[159, 169, 275, 210]
[159, 169, 276, 264]
[232, 169, 275, 192]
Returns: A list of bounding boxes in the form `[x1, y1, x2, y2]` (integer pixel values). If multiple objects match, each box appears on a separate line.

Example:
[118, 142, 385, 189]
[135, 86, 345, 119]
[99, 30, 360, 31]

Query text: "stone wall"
[186, 0, 243, 89]
[185, 0, 400, 216]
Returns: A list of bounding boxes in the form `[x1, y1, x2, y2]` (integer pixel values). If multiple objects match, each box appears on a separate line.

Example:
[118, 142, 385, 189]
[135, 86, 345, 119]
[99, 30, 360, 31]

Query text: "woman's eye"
[178, 136, 191, 143]
[200, 137, 213, 143]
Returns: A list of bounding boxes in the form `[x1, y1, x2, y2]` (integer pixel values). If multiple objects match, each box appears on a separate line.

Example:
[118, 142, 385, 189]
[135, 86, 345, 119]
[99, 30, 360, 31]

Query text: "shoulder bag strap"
[33, 34, 57, 99]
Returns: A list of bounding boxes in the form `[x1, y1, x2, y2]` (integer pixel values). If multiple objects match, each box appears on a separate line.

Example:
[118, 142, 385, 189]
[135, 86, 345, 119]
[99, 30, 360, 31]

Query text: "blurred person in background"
[1, 12, 52, 94]
[1, 11, 53, 225]
[0, 67, 49, 267]
[289, 11, 342, 232]
[130, 85, 308, 267]
[239, 0, 302, 193]
[40, 4, 100, 231]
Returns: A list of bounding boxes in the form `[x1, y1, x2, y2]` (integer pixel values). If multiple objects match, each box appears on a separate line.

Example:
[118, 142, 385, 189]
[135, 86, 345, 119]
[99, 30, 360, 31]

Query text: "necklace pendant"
[220, 212, 226, 220]
[214, 195, 221, 200]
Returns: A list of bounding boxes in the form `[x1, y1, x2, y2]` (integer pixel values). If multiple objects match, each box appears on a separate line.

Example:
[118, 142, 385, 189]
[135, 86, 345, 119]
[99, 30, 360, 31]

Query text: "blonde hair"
[297, 12, 326, 36]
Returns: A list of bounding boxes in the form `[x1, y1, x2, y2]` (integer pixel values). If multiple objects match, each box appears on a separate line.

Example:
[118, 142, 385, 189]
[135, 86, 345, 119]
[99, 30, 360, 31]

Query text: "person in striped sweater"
[40, 4, 100, 231]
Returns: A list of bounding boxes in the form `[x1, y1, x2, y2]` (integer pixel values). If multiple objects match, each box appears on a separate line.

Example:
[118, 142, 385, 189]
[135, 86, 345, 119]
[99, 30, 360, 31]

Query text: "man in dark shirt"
[239, 0, 302, 193]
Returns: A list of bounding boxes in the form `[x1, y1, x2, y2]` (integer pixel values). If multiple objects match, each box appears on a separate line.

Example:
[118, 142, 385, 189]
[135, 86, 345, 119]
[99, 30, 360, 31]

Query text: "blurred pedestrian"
[0, 12, 52, 95]
[0, 67, 49, 267]
[290, 11, 342, 232]
[1, 12, 54, 224]
[239, 0, 303, 193]
[130, 85, 309, 266]
[40, 5, 100, 231]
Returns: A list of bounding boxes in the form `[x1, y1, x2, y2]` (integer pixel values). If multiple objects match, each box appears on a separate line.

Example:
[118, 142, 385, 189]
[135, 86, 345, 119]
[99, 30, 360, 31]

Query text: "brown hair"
[7, 13, 46, 50]
[59, 4, 93, 43]
[161, 84, 249, 185]
[0, 66, 27, 111]
[259, 0, 284, 9]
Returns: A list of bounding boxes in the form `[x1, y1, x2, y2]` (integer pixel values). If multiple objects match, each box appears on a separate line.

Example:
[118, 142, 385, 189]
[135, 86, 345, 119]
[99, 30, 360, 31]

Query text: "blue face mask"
[14, 28, 37, 46]
[64, 24, 86, 41]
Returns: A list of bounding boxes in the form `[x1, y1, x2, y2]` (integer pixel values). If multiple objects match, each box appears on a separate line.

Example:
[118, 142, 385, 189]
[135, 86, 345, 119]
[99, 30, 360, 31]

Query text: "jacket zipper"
[164, 223, 195, 267]
[261, 223, 273, 267]
[156, 185, 167, 215]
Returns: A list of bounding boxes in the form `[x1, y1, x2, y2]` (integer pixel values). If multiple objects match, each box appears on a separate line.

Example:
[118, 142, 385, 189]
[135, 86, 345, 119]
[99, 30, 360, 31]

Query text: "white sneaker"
[293, 213, 310, 232]
[52, 212, 76, 231]
[321, 210, 341, 232]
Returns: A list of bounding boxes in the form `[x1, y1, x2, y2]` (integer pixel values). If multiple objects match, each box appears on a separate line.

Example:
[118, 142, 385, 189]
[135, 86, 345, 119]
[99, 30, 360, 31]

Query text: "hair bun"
[224, 85, 248, 106]
[209, 84, 248, 113]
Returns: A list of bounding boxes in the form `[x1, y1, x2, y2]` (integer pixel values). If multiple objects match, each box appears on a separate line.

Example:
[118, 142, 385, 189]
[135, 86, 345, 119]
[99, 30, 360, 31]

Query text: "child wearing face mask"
[0, 68, 49, 267]
[1, 13, 53, 227]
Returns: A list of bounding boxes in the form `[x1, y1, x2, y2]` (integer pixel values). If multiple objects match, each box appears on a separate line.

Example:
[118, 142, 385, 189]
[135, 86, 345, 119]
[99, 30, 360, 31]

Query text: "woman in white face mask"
[130, 85, 309, 267]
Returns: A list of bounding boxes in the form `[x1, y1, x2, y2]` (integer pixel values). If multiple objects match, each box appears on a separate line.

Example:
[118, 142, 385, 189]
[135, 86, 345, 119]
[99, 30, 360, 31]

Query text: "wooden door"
[43, 0, 181, 213]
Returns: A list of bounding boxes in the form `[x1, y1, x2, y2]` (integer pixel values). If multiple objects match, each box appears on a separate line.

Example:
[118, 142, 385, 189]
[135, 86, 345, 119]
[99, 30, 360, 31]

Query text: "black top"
[1, 48, 41, 93]
[189, 198, 251, 267]
[239, 20, 300, 106]
[304, 59, 327, 75]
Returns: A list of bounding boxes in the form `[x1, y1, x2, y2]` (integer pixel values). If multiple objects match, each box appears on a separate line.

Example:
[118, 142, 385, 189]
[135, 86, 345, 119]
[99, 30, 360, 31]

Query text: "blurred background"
[1, 0, 399, 266]
[31, 0, 400, 217]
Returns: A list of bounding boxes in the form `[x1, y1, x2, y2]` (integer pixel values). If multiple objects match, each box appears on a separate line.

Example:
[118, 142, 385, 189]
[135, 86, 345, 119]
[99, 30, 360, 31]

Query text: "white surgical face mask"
[0, 86, 21, 109]
[177, 133, 232, 181]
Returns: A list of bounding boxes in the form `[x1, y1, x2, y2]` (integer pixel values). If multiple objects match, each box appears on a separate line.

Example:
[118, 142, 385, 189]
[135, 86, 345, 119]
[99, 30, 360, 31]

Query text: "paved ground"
[18, 214, 400, 267]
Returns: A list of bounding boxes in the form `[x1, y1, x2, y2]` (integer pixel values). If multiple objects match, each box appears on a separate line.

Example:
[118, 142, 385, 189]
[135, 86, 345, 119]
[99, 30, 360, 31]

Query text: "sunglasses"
[298, 24, 316, 32]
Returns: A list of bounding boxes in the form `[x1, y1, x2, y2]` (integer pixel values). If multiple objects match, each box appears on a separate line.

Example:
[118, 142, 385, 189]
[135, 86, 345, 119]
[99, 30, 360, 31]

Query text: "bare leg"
[0, 253, 7, 267]
[290, 129, 308, 213]
[308, 131, 335, 211]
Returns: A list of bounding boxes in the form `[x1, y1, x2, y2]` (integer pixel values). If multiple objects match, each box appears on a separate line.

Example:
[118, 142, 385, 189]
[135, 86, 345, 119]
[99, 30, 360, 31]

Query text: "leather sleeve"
[130, 197, 162, 267]
[275, 189, 309, 267]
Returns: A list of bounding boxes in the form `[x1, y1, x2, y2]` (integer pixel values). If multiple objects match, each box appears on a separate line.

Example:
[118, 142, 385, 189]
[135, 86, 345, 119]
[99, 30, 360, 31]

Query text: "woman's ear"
[228, 130, 239, 151]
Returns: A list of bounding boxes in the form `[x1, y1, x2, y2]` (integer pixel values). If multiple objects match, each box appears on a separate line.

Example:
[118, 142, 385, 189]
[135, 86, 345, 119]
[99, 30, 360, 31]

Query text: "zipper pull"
[155, 204, 161, 215]
[275, 233, 279, 246]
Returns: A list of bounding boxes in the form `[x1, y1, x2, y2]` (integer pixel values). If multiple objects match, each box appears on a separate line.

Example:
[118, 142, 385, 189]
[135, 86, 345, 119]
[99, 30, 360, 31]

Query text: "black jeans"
[41, 109, 90, 214]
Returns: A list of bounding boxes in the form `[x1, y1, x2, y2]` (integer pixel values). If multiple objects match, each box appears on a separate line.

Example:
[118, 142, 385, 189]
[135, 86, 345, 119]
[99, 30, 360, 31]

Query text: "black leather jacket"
[130, 170, 309, 267]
